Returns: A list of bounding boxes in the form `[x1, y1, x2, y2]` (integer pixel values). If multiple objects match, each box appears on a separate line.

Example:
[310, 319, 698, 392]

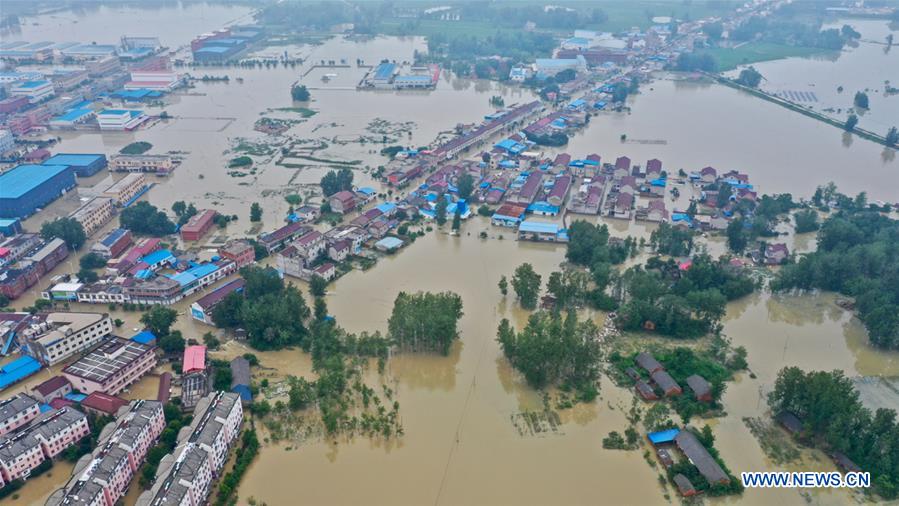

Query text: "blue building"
[44, 153, 108, 177]
[230, 357, 252, 404]
[0, 164, 76, 218]
[0, 218, 22, 236]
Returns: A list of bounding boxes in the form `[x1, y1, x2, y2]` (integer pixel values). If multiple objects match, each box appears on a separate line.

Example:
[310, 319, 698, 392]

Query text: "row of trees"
[772, 194, 899, 349]
[769, 367, 899, 499]
[497, 310, 601, 401]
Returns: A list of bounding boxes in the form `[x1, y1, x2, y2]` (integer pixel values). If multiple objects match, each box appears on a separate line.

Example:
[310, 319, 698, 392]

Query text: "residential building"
[69, 197, 116, 236]
[0, 394, 40, 437]
[109, 154, 177, 174]
[328, 239, 351, 262]
[674, 430, 730, 485]
[0, 164, 76, 219]
[80, 392, 129, 417]
[0, 97, 29, 116]
[180, 209, 217, 241]
[10, 80, 55, 104]
[48, 400, 165, 506]
[92, 228, 133, 259]
[764, 243, 789, 265]
[546, 175, 571, 207]
[190, 278, 245, 325]
[635, 352, 663, 374]
[31, 376, 72, 403]
[43, 153, 108, 177]
[258, 222, 309, 252]
[137, 392, 242, 506]
[313, 262, 336, 282]
[22, 312, 113, 366]
[103, 173, 148, 206]
[277, 230, 325, 279]
[651, 370, 682, 397]
[329, 191, 356, 214]
[182, 345, 208, 409]
[294, 205, 321, 222]
[218, 240, 254, 268]
[0, 408, 89, 484]
[686, 374, 712, 402]
[0, 238, 70, 300]
[63, 337, 157, 395]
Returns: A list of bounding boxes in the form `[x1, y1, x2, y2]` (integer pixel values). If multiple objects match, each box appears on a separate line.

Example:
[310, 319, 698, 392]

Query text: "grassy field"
[378, 0, 740, 39]
[698, 42, 833, 71]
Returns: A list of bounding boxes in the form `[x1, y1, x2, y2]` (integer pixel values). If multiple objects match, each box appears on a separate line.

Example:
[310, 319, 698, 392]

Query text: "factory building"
[43, 153, 108, 177]
[180, 209, 217, 241]
[97, 109, 148, 130]
[0, 164, 76, 219]
[9, 80, 55, 103]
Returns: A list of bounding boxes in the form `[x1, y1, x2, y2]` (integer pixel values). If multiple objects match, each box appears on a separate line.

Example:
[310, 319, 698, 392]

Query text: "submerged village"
[0, 1, 898, 505]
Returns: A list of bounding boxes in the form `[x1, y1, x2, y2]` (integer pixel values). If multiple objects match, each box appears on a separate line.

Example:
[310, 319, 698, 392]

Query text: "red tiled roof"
[81, 392, 128, 415]
[33, 376, 71, 397]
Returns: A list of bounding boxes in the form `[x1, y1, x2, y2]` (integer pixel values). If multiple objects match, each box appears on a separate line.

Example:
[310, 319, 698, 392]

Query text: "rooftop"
[183, 345, 206, 374]
[63, 337, 155, 384]
[519, 220, 559, 234]
[0, 164, 71, 199]
[44, 154, 105, 167]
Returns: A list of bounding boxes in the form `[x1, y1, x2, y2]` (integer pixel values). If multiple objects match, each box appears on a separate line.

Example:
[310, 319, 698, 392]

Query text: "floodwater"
[4, 4, 899, 506]
[726, 18, 899, 137]
[2, 2, 257, 49]
[558, 76, 898, 202]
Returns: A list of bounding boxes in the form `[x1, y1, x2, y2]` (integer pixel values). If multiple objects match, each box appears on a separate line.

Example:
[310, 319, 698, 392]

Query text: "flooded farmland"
[2, 3, 899, 505]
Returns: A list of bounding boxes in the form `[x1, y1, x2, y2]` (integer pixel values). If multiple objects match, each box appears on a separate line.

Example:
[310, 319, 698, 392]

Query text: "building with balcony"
[69, 197, 116, 236]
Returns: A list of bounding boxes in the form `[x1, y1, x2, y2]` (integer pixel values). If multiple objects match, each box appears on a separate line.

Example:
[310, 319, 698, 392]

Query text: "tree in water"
[435, 198, 448, 226]
[511, 263, 542, 309]
[844, 114, 858, 132]
[886, 126, 899, 147]
[854, 91, 869, 109]
[498, 275, 508, 296]
[291, 84, 310, 101]
[250, 202, 263, 222]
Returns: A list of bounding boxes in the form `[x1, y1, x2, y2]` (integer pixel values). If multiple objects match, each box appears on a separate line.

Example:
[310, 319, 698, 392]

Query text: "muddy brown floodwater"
[3, 5, 899, 504]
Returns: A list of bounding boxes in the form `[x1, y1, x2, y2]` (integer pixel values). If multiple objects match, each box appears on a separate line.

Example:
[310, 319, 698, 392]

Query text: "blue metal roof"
[0, 164, 71, 199]
[195, 46, 232, 54]
[13, 80, 51, 89]
[140, 249, 174, 266]
[101, 228, 128, 247]
[519, 220, 559, 234]
[527, 202, 560, 214]
[374, 62, 396, 80]
[0, 356, 42, 390]
[232, 384, 252, 401]
[376, 202, 396, 214]
[186, 263, 219, 278]
[44, 154, 104, 167]
[52, 108, 94, 123]
[64, 393, 87, 402]
[648, 428, 680, 445]
[357, 186, 376, 195]
[131, 331, 157, 344]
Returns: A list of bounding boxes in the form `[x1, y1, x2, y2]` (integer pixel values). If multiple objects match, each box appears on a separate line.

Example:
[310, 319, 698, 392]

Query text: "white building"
[10, 80, 55, 104]
[125, 69, 182, 91]
[97, 109, 148, 130]
[0, 129, 14, 153]
[21, 312, 114, 366]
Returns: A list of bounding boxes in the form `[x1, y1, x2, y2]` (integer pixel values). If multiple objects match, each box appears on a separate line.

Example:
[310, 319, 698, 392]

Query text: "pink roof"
[615, 156, 631, 170]
[183, 345, 206, 374]
[700, 166, 717, 176]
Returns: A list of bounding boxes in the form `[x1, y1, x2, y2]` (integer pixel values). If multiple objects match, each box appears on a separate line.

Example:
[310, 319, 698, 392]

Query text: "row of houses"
[630, 352, 712, 403]
[0, 406, 89, 487]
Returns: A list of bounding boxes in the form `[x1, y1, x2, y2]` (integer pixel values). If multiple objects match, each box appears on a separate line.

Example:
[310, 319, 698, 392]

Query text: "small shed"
[775, 411, 803, 436]
[651, 370, 682, 397]
[230, 357, 252, 404]
[81, 392, 128, 417]
[635, 380, 658, 401]
[625, 367, 641, 381]
[647, 428, 680, 446]
[635, 352, 663, 374]
[686, 374, 712, 402]
[673, 474, 698, 497]
[831, 452, 861, 473]
[656, 448, 674, 468]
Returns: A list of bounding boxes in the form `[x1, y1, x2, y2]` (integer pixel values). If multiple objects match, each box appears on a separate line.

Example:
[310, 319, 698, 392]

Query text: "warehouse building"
[43, 153, 108, 177]
[0, 164, 76, 219]
[97, 109, 148, 130]
[9, 80, 55, 104]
